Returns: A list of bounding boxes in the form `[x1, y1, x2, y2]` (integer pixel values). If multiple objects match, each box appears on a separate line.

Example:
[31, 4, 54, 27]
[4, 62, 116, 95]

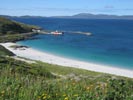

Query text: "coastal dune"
[1, 42, 133, 78]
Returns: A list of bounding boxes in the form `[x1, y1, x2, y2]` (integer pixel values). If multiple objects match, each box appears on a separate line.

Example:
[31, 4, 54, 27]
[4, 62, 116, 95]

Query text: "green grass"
[0, 16, 40, 43]
[36, 61, 102, 76]
[0, 45, 14, 56]
[0, 56, 133, 100]
[0, 32, 38, 43]
[0, 16, 40, 35]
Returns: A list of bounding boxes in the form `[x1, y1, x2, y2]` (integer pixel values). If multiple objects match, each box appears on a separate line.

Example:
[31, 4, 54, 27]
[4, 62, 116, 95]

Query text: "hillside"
[0, 45, 15, 56]
[0, 17, 40, 35]
[0, 17, 41, 42]
[0, 56, 133, 100]
[51, 13, 133, 20]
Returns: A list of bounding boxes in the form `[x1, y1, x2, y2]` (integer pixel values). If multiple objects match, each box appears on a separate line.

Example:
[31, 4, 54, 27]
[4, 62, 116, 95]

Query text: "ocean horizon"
[13, 17, 133, 70]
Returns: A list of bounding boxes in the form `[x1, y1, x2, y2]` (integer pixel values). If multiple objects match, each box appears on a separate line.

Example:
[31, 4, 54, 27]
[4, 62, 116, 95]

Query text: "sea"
[11, 17, 133, 70]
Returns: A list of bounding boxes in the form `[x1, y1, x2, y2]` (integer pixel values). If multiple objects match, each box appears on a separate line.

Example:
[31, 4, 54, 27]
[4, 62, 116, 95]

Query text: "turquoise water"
[14, 18, 133, 70]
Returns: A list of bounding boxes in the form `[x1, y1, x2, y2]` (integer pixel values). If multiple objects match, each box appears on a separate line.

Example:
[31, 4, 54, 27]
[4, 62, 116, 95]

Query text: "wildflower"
[86, 86, 90, 90]
[43, 96, 47, 99]
[105, 83, 108, 87]
[56, 93, 58, 96]
[63, 94, 66, 96]
[72, 82, 76, 85]
[73, 94, 78, 97]
[1, 90, 5, 97]
[64, 97, 69, 100]
[1, 90, 5, 94]
[42, 93, 47, 96]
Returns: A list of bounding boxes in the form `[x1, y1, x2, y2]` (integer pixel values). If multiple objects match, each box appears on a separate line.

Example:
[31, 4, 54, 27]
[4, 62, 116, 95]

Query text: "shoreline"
[1, 42, 133, 78]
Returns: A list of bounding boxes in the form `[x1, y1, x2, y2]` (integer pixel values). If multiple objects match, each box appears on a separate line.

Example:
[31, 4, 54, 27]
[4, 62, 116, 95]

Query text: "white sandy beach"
[1, 42, 133, 78]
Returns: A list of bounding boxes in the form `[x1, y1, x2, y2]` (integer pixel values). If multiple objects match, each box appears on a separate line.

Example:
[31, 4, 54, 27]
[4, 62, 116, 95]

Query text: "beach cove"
[1, 42, 133, 78]
[12, 18, 133, 70]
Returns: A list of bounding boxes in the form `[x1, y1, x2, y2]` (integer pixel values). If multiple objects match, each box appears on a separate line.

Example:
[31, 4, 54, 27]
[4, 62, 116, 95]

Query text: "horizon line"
[1, 13, 133, 17]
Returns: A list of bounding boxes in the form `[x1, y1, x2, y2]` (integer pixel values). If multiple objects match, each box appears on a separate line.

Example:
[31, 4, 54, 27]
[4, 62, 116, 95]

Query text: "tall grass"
[0, 57, 133, 100]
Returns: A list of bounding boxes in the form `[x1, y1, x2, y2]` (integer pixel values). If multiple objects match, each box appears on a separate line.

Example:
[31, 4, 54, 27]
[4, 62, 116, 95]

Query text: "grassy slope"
[0, 32, 38, 43]
[0, 56, 133, 100]
[0, 45, 15, 56]
[0, 17, 40, 42]
[0, 17, 40, 35]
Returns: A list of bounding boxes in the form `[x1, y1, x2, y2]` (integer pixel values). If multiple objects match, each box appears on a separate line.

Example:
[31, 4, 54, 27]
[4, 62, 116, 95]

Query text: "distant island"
[51, 13, 133, 20]
[1, 13, 133, 20]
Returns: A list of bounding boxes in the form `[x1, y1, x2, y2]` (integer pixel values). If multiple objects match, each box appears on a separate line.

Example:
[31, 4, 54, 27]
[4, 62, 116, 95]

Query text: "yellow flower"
[73, 94, 78, 97]
[43, 96, 47, 99]
[72, 82, 76, 85]
[105, 83, 108, 87]
[63, 94, 66, 97]
[42, 93, 47, 96]
[64, 97, 69, 100]
[86, 86, 90, 90]
[1, 90, 5, 94]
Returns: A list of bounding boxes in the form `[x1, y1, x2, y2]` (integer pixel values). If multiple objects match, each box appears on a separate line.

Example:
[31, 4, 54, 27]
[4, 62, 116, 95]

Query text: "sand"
[1, 42, 133, 78]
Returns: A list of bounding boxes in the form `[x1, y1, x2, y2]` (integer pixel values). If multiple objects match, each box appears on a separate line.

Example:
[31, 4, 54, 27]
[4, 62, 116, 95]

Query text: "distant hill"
[1, 13, 133, 20]
[51, 13, 133, 20]
[0, 15, 45, 19]
[0, 17, 40, 35]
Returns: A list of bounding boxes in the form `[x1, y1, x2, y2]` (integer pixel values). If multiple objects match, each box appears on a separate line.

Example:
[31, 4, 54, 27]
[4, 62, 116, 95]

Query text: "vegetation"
[0, 17, 40, 35]
[0, 56, 132, 100]
[0, 17, 40, 42]
[0, 45, 15, 56]
[0, 32, 38, 43]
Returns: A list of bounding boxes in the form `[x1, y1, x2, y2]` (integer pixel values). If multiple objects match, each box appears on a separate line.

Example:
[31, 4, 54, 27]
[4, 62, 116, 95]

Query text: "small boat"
[51, 30, 64, 35]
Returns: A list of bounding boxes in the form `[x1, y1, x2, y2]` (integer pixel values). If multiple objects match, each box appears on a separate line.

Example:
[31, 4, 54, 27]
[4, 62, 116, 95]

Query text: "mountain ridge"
[1, 13, 133, 20]
[51, 13, 133, 20]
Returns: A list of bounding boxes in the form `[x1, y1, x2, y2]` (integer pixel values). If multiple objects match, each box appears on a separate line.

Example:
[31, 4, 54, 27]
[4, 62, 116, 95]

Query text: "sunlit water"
[12, 17, 133, 70]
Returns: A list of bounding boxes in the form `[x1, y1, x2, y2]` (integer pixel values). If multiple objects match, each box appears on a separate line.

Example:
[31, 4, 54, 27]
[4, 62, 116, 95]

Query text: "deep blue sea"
[12, 17, 133, 70]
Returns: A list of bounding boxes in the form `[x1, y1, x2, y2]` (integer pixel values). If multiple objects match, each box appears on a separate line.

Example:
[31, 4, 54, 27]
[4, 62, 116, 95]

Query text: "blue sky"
[0, 0, 133, 16]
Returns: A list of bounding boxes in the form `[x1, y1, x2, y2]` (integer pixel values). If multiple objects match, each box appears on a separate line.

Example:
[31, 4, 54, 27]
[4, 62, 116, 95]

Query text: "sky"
[0, 0, 133, 16]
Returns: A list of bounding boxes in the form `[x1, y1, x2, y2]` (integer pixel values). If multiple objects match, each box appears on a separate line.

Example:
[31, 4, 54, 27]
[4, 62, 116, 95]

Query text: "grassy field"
[0, 56, 133, 100]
